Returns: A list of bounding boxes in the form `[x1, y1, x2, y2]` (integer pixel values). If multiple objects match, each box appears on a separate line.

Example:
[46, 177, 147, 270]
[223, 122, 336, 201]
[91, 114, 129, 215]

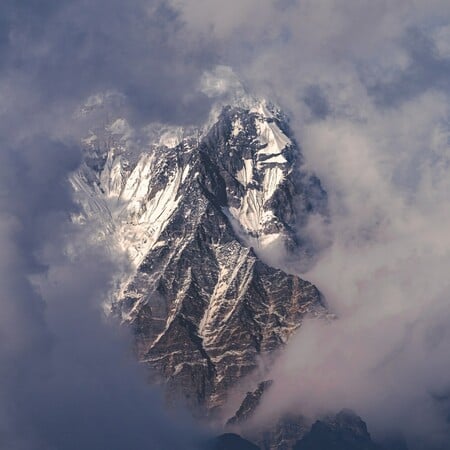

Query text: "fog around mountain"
[1, 1, 450, 449]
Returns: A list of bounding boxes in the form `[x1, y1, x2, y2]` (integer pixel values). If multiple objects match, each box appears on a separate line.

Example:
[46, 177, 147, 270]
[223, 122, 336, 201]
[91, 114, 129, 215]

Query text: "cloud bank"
[3, 0, 450, 449]
[169, 1, 450, 448]
[0, 0, 213, 448]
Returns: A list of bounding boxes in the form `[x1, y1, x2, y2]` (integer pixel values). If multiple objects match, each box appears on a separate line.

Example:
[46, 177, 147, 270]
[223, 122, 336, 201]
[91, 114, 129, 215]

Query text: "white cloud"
[169, 1, 450, 446]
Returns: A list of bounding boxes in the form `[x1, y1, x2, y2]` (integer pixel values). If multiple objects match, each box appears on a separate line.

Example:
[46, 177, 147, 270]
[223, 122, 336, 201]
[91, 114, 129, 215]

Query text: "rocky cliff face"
[71, 81, 327, 418]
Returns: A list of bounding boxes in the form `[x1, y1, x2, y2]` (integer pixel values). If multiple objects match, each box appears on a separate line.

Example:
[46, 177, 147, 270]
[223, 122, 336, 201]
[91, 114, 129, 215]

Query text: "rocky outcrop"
[219, 410, 399, 450]
[293, 410, 379, 450]
[206, 433, 261, 450]
[227, 381, 274, 426]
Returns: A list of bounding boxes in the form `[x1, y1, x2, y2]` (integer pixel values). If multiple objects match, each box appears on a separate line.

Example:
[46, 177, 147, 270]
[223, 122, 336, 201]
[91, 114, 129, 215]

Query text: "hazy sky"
[2, 1, 450, 449]
[0, 1, 211, 449]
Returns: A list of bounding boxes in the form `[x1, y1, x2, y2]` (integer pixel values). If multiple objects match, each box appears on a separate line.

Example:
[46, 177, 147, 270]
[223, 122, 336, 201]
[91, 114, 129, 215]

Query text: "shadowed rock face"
[293, 410, 379, 450]
[227, 381, 274, 426]
[257, 415, 310, 450]
[206, 433, 261, 450]
[218, 410, 401, 450]
[73, 100, 327, 417]
[226, 381, 309, 450]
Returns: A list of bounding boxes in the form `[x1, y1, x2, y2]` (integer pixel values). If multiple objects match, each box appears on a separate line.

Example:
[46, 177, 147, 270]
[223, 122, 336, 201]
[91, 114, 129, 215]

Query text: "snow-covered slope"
[71, 73, 328, 417]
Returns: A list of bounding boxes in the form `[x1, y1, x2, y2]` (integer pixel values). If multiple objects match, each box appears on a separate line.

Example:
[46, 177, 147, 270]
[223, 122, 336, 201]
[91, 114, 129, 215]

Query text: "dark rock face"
[226, 380, 309, 450]
[211, 410, 408, 450]
[257, 414, 309, 450]
[227, 381, 274, 426]
[73, 101, 327, 417]
[206, 433, 261, 450]
[293, 410, 379, 450]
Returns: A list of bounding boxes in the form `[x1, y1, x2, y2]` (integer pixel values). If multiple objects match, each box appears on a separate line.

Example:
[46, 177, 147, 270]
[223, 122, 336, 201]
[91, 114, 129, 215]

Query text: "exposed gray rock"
[226, 380, 308, 449]
[293, 410, 380, 450]
[213, 410, 409, 450]
[256, 414, 310, 450]
[227, 381, 274, 426]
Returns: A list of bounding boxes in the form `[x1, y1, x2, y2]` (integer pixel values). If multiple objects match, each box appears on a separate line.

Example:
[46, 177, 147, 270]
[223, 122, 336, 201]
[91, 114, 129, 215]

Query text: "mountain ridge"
[71, 74, 328, 421]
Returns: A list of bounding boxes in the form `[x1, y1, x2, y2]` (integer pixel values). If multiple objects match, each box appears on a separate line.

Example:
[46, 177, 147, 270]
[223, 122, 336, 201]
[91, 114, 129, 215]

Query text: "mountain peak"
[71, 87, 328, 417]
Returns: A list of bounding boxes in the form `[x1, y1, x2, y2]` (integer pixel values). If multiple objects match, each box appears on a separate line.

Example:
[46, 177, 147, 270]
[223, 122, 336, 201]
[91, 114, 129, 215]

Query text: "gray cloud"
[366, 27, 450, 107]
[0, 0, 216, 448]
[4, 0, 450, 449]
[1, 0, 215, 125]
[170, 1, 450, 449]
[0, 136, 205, 450]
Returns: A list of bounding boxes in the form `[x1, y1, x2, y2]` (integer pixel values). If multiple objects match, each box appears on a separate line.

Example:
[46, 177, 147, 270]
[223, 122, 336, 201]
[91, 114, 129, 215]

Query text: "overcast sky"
[2, 1, 450, 449]
[0, 1, 212, 449]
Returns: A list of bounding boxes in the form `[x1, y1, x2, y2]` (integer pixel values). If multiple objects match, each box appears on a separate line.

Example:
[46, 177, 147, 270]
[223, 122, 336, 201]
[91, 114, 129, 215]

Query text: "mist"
[0, 0, 214, 448]
[171, 1, 450, 448]
[259, 91, 450, 449]
[3, 0, 450, 449]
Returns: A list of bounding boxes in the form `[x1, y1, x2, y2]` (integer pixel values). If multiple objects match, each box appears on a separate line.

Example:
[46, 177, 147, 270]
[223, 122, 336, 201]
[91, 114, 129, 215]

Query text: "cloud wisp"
[170, 1, 450, 448]
[0, 1, 215, 448]
[3, 0, 450, 449]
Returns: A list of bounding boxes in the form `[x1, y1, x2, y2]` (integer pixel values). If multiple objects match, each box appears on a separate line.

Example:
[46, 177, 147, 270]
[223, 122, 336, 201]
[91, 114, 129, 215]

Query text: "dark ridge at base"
[206, 433, 260, 450]
[293, 410, 382, 450]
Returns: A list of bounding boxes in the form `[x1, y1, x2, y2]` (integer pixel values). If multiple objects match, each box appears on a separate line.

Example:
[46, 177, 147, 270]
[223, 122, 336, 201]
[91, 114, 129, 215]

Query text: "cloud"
[0, 1, 216, 448]
[169, 1, 450, 448]
[3, 0, 450, 449]
[0, 0, 215, 126]
[262, 89, 450, 448]
[0, 136, 205, 450]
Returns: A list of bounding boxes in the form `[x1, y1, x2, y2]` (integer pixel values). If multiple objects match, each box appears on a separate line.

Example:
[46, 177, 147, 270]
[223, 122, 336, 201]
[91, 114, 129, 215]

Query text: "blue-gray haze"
[2, 1, 450, 449]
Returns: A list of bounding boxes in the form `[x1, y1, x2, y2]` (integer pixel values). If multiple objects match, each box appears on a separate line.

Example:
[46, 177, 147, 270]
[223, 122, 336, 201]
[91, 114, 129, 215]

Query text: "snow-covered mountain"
[71, 69, 328, 418]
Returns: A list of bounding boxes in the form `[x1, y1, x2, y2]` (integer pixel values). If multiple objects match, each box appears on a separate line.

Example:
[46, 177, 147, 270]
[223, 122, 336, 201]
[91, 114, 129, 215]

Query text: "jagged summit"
[71, 68, 328, 417]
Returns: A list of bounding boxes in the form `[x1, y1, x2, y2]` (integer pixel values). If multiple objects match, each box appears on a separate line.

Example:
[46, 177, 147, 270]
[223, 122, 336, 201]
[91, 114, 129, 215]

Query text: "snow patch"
[263, 166, 285, 200]
[235, 159, 253, 186]
[117, 163, 184, 267]
[256, 118, 291, 156]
